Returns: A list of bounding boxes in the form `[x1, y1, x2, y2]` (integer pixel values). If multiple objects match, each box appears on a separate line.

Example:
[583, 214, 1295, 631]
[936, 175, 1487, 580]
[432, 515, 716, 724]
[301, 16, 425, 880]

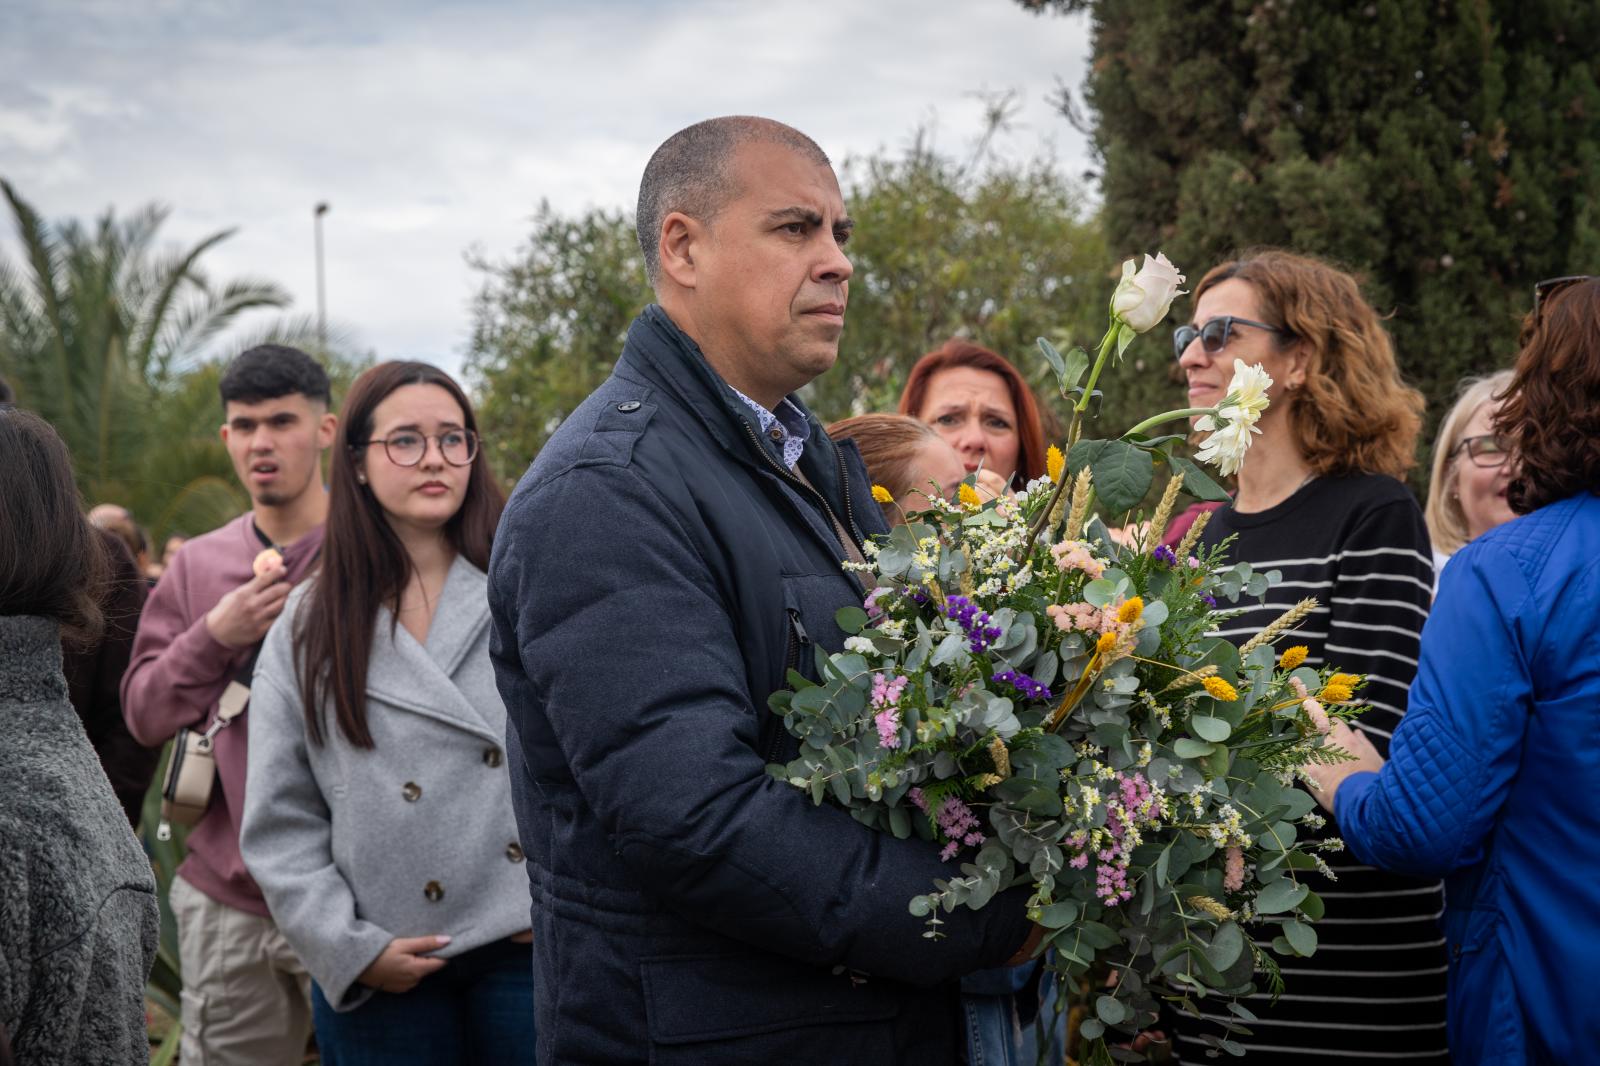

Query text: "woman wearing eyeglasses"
[1303, 275, 1600, 1064]
[1173, 251, 1449, 1065]
[240, 362, 532, 1065]
[1423, 370, 1516, 582]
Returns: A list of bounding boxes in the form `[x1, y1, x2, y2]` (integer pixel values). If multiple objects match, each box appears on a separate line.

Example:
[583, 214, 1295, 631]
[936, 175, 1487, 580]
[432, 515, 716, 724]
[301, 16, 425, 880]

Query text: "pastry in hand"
[253, 546, 286, 579]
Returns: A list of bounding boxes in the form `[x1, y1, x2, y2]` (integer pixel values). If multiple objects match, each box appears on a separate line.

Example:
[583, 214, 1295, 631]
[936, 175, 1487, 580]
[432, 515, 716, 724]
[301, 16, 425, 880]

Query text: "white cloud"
[1, 0, 1091, 377]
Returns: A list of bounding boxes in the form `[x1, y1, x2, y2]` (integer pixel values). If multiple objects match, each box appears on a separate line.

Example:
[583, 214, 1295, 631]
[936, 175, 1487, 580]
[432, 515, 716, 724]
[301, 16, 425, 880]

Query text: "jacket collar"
[363, 554, 497, 742]
[622, 305, 852, 510]
[0, 615, 68, 705]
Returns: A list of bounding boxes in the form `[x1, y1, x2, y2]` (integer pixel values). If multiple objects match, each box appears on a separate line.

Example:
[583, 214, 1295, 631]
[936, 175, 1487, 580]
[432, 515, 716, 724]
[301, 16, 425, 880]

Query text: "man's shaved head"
[636, 116, 832, 288]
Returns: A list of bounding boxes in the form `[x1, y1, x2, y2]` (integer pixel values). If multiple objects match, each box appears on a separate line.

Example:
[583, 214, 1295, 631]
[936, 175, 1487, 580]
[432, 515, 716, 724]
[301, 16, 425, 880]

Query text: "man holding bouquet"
[489, 116, 1036, 1064]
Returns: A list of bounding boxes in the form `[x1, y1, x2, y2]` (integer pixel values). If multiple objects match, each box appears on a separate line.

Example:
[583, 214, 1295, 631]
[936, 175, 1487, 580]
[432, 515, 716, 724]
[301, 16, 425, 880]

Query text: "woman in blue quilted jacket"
[1306, 275, 1600, 1065]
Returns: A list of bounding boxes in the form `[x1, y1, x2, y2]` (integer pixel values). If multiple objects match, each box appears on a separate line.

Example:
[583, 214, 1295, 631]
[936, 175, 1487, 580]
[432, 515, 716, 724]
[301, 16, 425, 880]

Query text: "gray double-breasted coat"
[240, 556, 528, 1011]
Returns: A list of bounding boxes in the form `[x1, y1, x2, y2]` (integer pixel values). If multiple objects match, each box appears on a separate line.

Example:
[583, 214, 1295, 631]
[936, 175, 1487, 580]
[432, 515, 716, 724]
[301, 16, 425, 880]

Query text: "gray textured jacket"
[240, 556, 527, 1011]
[0, 615, 159, 1066]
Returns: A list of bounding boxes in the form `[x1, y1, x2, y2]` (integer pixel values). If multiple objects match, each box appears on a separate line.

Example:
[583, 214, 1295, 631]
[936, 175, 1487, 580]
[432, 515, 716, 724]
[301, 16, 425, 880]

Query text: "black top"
[1180, 473, 1450, 1064]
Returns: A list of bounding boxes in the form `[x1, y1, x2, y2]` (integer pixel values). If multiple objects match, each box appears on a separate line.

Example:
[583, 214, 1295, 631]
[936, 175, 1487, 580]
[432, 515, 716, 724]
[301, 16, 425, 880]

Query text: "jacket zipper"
[832, 446, 864, 551]
[767, 607, 812, 764]
[740, 423, 866, 561]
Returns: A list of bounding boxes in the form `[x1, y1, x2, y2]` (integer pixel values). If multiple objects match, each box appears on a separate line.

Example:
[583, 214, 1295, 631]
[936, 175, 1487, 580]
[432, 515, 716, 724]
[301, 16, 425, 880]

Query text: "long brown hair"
[897, 339, 1048, 487]
[1194, 250, 1424, 480]
[295, 361, 505, 748]
[0, 407, 108, 646]
[1498, 278, 1600, 514]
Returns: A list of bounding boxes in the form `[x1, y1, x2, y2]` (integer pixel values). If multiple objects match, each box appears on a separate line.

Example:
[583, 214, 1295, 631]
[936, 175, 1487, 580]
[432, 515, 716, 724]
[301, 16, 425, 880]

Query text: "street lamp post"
[313, 202, 329, 352]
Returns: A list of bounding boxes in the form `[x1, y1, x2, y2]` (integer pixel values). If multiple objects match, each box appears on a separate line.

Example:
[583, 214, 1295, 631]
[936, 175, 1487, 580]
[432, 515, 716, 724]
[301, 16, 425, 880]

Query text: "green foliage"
[1021, 0, 1600, 478]
[0, 182, 368, 542]
[463, 135, 1140, 482]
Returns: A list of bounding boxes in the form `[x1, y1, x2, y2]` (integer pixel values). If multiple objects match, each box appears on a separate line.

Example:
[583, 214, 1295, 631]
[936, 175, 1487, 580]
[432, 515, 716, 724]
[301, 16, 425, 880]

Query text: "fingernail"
[436, 935, 452, 945]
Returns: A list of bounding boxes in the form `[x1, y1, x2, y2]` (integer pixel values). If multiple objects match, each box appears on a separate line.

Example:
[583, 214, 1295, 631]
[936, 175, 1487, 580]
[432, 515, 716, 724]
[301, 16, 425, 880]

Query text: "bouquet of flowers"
[770, 254, 1361, 1061]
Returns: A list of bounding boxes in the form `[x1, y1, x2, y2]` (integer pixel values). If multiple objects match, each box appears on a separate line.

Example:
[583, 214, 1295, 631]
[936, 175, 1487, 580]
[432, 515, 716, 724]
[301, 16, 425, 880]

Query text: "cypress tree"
[1022, 0, 1600, 474]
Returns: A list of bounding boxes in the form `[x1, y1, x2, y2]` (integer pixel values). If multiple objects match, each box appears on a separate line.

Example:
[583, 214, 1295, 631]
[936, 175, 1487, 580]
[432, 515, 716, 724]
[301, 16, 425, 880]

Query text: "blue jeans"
[312, 939, 535, 1065]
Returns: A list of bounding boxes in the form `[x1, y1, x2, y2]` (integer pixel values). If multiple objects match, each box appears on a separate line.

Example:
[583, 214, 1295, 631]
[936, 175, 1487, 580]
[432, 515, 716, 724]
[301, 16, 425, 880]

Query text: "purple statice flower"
[1152, 543, 1177, 566]
[991, 669, 1053, 703]
[943, 595, 1004, 654]
[1201, 593, 1218, 608]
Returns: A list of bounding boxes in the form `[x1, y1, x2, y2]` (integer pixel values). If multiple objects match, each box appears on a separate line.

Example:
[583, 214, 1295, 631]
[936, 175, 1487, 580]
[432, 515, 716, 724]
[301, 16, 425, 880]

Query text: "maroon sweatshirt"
[122, 512, 324, 915]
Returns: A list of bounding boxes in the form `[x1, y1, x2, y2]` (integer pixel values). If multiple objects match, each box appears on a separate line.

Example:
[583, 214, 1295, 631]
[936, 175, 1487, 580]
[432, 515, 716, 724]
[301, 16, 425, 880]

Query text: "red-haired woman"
[898, 339, 1049, 490]
[1174, 251, 1446, 1064]
[240, 362, 532, 1065]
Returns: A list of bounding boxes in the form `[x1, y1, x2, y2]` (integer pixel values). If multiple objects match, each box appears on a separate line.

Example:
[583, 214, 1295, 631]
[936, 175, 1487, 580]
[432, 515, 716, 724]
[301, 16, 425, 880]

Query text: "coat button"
[424, 880, 444, 902]
[616, 401, 641, 413]
[506, 842, 524, 863]
[483, 747, 503, 768]
[402, 782, 422, 802]
[768, 427, 784, 441]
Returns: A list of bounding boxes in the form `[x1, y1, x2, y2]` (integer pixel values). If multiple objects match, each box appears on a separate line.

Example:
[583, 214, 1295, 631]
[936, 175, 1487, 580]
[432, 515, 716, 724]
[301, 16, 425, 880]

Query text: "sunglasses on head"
[1172, 315, 1288, 361]
[1533, 275, 1595, 319]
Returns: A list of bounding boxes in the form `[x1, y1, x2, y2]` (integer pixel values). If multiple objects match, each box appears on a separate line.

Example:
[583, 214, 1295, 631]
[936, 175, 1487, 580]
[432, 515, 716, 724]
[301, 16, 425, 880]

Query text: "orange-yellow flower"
[1279, 645, 1308, 670]
[1046, 445, 1065, 483]
[1116, 597, 1144, 624]
[958, 483, 983, 509]
[1319, 682, 1354, 703]
[1096, 631, 1119, 655]
[871, 484, 894, 504]
[1201, 676, 1239, 702]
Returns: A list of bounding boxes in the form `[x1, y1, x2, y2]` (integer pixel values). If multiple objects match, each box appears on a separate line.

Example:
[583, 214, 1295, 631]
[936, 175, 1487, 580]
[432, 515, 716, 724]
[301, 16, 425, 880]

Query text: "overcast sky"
[1, 0, 1092, 378]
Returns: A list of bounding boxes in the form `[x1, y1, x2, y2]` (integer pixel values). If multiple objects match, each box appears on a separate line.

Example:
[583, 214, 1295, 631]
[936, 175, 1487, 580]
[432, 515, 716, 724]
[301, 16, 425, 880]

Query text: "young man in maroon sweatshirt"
[123, 344, 336, 1065]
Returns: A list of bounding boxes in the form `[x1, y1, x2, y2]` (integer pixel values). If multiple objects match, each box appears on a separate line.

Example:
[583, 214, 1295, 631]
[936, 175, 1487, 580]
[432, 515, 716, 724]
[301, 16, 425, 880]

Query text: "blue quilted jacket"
[1337, 491, 1600, 1065]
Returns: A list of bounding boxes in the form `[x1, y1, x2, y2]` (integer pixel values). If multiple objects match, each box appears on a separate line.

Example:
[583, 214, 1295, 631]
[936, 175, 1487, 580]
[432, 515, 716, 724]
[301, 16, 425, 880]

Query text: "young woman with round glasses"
[240, 361, 533, 1065]
[1423, 370, 1516, 581]
[1171, 250, 1448, 1065]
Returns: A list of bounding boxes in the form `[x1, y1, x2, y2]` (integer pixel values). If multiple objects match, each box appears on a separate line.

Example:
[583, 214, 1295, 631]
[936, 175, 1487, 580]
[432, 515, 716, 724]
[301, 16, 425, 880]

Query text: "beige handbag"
[156, 678, 251, 840]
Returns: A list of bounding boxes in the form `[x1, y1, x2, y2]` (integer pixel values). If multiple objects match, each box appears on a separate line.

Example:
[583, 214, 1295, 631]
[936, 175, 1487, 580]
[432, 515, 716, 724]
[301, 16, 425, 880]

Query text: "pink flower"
[1224, 846, 1246, 893]
[1050, 539, 1105, 579]
[874, 708, 902, 749]
[1288, 677, 1330, 732]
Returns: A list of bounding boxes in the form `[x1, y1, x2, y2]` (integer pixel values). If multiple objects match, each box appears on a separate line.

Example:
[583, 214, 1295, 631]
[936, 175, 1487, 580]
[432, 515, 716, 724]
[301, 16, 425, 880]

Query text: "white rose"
[1110, 252, 1187, 334]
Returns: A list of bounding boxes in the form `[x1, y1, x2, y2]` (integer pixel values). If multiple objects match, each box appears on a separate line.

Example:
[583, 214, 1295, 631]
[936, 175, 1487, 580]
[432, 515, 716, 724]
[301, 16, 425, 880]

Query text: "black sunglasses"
[1533, 275, 1595, 318]
[1172, 315, 1288, 361]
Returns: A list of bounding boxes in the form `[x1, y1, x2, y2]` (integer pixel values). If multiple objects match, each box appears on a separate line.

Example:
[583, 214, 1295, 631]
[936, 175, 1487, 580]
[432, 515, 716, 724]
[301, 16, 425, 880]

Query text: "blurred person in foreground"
[826, 413, 969, 523]
[121, 344, 335, 1065]
[1423, 370, 1517, 580]
[489, 116, 1038, 1066]
[88, 503, 158, 584]
[0, 407, 158, 1065]
[899, 339, 1049, 491]
[1306, 276, 1600, 1065]
[1175, 250, 1448, 1063]
[242, 362, 531, 1064]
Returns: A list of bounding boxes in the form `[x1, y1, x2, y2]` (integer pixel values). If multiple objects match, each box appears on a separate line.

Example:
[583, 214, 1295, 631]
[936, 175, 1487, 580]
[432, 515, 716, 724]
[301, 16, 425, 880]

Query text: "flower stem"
[1121, 406, 1216, 439]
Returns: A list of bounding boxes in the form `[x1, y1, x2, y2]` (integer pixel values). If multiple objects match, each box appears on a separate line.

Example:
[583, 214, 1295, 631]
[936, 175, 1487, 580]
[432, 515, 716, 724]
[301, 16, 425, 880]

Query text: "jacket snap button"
[768, 427, 784, 441]
[483, 747, 503, 768]
[616, 401, 641, 412]
[506, 842, 524, 863]
[424, 880, 444, 902]
[402, 781, 422, 802]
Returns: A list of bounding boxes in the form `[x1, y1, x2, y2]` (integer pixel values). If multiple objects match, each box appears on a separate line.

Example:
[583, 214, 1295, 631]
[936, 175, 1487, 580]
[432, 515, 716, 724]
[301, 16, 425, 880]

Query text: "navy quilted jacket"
[488, 307, 1033, 1065]
[1337, 491, 1600, 1065]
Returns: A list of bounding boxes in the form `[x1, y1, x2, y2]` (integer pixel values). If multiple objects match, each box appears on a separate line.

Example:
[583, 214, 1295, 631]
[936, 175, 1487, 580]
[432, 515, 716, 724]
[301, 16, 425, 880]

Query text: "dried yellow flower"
[1117, 596, 1145, 624]
[1096, 631, 1119, 655]
[1201, 676, 1239, 702]
[958, 482, 983, 509]
[1279, 645, 1309, 670]
[1186, 895, 1235, 921]
[871, 484, 894, 504]
[1046, 445, 1065, 483]
[988, 738, 1012, 779]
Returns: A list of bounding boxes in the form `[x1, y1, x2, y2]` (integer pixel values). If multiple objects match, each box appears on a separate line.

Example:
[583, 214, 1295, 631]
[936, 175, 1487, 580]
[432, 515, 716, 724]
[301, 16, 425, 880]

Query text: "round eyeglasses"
[359, 429, 480, 467]
[1450, 432, 1510, 468]
[1172, 315, 1289, 361]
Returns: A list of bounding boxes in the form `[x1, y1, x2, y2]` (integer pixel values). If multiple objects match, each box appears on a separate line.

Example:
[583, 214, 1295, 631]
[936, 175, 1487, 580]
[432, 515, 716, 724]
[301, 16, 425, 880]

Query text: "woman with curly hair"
[1306, 276, 1600, 1064]
[1174, 250, 1447, 1064]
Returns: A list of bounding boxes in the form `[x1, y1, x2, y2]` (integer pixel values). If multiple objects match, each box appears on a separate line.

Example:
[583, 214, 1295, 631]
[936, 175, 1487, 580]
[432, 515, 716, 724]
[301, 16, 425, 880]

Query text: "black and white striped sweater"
[1180, 473, 1450, 1065]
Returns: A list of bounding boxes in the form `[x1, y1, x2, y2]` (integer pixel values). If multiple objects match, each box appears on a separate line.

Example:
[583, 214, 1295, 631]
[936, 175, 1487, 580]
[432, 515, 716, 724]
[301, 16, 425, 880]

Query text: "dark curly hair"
[1498, 277, 1600, 514]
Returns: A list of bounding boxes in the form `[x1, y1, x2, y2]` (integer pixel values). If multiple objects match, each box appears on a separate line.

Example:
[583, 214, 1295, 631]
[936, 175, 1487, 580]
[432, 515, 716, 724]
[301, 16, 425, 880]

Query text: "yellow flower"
[871, 484, 894, 505]
[1096, 631, 1119, 655]
[1046, 445, 1065, 483]
[1319, 682, 1354, 703]
[1201, 676, 1239, 702]
[958, 482, 983, 509]
[1279, 645, 1309, 670]
[989, 738, 1012, 779]
[1116, 597, 1144, 624]
[1328, 672, 1361, 688]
